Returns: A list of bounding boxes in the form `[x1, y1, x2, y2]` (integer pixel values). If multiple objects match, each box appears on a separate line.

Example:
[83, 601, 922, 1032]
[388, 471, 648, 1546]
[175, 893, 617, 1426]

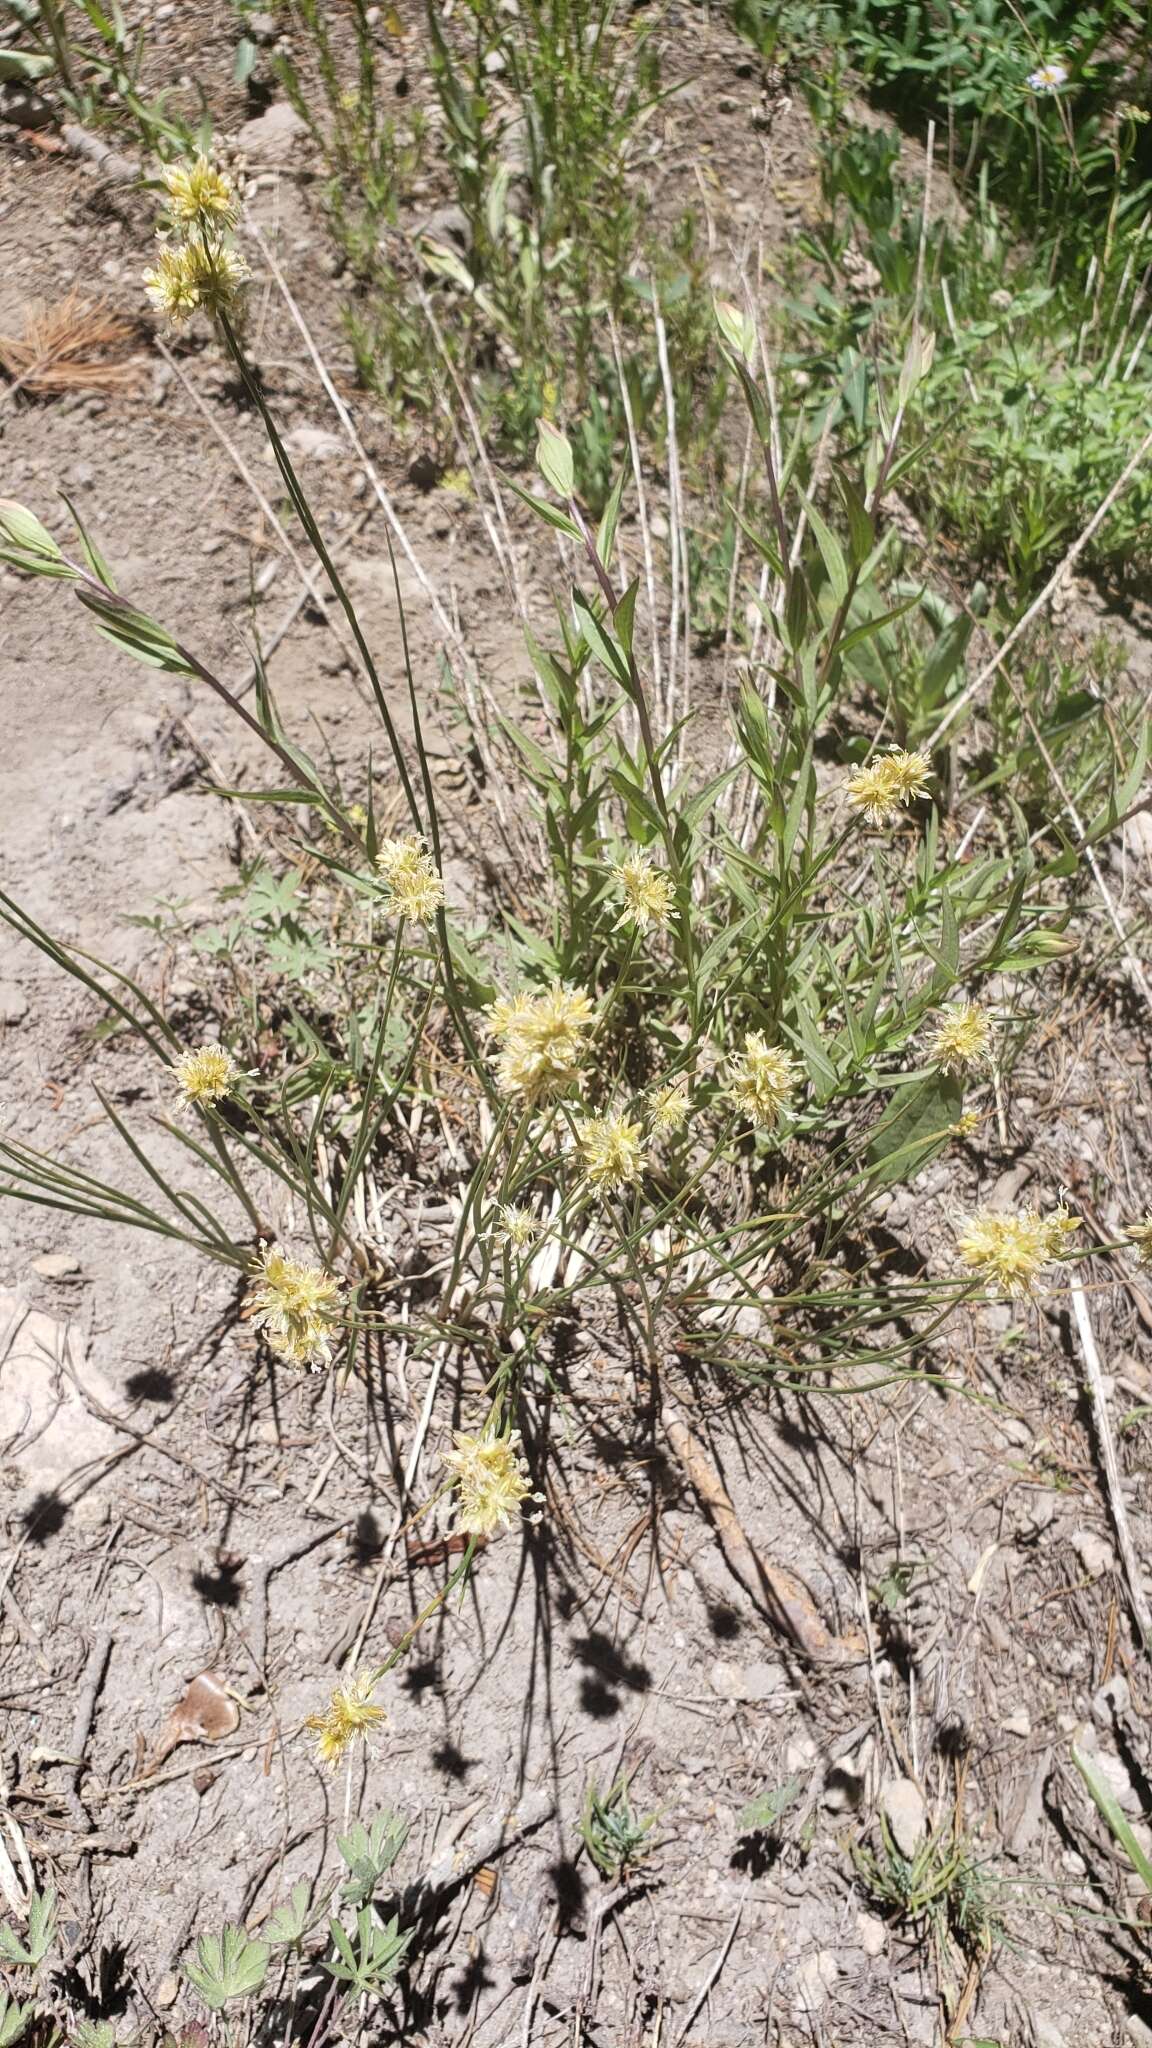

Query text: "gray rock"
[792, 1950, 837, 2015]
[32, 1253, 82, 1280]
[421, 203, 471, 251]
[0, 981, 29, 1025]
[1092, 1674, 1131, 1722]
[234, 100, 309, 161]
[880, 1776, 927, 1857]
[1071, 1527, 1115, 1578]
[857, 1912, 886, 1957]
[282, 426, 345, 460]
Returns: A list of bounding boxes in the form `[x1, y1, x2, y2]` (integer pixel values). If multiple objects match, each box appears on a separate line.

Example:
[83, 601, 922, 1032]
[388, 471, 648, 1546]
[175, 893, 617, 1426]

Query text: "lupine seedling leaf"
[264, 1880, 315, 1948]
[0, 1995, 34, 2048]
[337, 1812, 410, 1906]
[0, 1887, 56, 1968]
[183, 1925, 269, 2009]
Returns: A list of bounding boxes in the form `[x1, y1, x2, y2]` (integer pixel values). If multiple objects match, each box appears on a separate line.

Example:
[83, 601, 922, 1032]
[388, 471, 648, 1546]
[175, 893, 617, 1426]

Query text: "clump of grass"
[579, 1775, 659, 1882]
[853, 1815, 1002, 1962]
[270, 0, 725, 489]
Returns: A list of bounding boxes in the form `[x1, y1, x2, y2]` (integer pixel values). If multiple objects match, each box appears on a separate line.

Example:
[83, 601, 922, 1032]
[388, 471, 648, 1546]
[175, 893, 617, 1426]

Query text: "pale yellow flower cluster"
[163, 156, 240, 228]
[846, 747, 932, 826]
[144, 155, 247, 326]
[611, 850, 675, 933]
[246, 1244, 343, 1369]
[929, 1001, 992, 1077]
[486, 982, 595, 1099]
[649, 1078, 690, 1134]
[496, 1203, 540, 1250]
[1126, 1216, 1152, 1267]
[576, 1111, 645, 1190]
[305, 1670, 385, 1768]
[957, 1206, 1079, 1296]
[173, 1043, 239, 1108]
[727, 1032, 799, 1128]
[376, 834, 445, 924]
[444, 1429, 540, 1538]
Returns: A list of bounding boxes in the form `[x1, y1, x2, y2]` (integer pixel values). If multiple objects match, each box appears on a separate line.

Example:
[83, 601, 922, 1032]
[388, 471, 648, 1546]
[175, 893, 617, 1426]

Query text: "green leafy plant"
[737, 1774, 806, 1836]
[183, 1925, 270, 2010]
[324, 1907, 412, 1996]
[579, 1775, 659, 1881]
[853, 1816, 1001, 1959]
[0, 1890, 56, 1972]
[337, 1813, 411, 1908]
[0, 1996, 34, 2048]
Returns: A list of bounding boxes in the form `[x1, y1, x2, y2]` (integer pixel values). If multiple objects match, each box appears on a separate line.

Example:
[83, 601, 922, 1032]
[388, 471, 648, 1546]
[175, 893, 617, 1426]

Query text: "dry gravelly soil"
[5, 6, 1152, 2044]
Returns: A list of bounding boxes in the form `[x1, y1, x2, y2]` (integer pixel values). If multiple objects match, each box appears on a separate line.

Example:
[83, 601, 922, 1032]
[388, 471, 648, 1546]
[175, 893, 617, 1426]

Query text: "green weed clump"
[789, 110, 1152, 594]
[0, 1823, 414, 2047]
[266, 0, 723, 490]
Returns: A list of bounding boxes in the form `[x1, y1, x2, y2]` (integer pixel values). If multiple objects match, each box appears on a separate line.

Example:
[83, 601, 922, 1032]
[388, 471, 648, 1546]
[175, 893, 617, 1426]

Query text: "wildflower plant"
[0, 146, 1137, 1754]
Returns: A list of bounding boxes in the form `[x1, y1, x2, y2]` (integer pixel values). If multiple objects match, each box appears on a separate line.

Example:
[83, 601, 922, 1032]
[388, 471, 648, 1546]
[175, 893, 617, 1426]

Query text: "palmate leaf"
[337, 1811, 410, 1907]
[0, 1994, 33, 2048]
[184, 1925, 269, 2009]
[738, 1773, 805, 1836]
[265, 1879, 315, 1948]
[325, 1907, 412, 1992]
[0, 1886, 55, 1968]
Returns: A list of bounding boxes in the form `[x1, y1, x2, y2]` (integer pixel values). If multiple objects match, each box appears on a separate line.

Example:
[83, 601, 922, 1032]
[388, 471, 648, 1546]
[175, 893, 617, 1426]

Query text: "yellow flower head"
[162, 154, 239, 229]
[496, 1203, 540, 1251]
[304, 1670, 385, 1768]
[846, 747, 932, 826]
[650, 1078, 690, 1135]
[143, 243, 202, 324]
[576, 1110, 645, 1190]
[246, 1244, 342, 1369]
[144, 236, 248, 325]
[957, 1205, 1079, 1296]
[173, 1043, 239, 1107]
[444, 1428, 539, 1538]
[1125, 1216, 1152, 1268]
[951, 1109, 983, 1138]
[375, 834, 445, 924]
[610, 850, 675, 934]
[486, 982, 595, 1100]
[727, 1031, 799, 1128]
[928, 1001, 993, 1077]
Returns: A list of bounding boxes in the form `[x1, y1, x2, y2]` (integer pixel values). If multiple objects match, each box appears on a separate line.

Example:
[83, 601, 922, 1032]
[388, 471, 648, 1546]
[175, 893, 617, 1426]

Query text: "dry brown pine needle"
[0, 291, 141, 396]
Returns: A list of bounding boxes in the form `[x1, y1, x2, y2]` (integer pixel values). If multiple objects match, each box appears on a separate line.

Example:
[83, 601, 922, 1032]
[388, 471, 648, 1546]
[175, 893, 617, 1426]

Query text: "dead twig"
[671, 1902, 742, 2047]
[662, 1405, 867, 1667]
[1070, 1278, 1152, 1658]
[65, 1629, 113, 1831]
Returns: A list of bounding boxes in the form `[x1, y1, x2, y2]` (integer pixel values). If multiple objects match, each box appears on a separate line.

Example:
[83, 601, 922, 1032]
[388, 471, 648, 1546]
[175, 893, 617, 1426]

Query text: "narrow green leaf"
[503, 478, 583, 540]
[1073, 1743, 1152, 1895]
